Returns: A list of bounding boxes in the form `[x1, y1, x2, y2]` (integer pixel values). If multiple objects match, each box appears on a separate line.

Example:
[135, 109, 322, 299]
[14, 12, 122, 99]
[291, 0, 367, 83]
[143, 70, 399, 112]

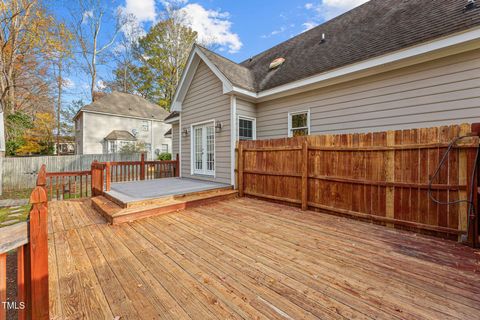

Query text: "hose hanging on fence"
[428, 135, 480, 239]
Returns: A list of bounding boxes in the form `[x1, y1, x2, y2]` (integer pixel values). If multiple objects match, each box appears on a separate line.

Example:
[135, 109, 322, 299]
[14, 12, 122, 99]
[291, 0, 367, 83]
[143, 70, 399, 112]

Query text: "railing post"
[238, 143, 244, 197]
[105, 162, 111, 192]
[175, 153, 180, 177]
[26, 186, 49, 320]
[140, 153, 145, 180]
[36, 164, 47, 195]
[91, 160, 97, 196]
[301, 139, 308, 211]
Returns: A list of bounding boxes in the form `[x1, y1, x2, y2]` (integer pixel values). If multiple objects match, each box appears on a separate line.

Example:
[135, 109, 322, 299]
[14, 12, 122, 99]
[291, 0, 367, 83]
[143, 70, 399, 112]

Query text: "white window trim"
[287, 110, 310, 138]
[237, 115, 256, 141]
[190, 119, 216, 177]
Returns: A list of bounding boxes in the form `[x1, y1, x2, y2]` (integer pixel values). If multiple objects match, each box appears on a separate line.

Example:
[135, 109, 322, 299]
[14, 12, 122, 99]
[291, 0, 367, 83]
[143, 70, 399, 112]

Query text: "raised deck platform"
[49, 198, 480, 319]
[92, 178, 237, 224]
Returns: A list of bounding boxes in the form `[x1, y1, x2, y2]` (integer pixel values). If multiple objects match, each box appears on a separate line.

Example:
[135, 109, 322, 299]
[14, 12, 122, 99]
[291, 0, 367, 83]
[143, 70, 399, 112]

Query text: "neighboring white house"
[74, 92, 172, 158]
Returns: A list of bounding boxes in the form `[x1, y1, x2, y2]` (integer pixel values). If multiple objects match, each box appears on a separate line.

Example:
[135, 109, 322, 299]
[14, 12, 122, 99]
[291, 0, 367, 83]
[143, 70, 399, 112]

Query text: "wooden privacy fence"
[2, 152, 143, 191]
[237, 124, 479, 247]
[0, 165, 49, 320]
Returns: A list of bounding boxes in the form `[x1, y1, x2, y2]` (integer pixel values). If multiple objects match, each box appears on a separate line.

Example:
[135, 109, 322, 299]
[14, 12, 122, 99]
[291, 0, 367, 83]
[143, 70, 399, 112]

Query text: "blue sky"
[51, 0, 368, 104]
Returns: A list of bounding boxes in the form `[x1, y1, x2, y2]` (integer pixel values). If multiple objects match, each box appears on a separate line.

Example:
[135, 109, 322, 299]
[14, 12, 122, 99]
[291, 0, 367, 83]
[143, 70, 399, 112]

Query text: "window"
[161, 144, 169, 153]
[141, 121, 149, 131]
[288, 110, 310, 137]
[238, 116, 256, 141]
[108, 141, 117, 154]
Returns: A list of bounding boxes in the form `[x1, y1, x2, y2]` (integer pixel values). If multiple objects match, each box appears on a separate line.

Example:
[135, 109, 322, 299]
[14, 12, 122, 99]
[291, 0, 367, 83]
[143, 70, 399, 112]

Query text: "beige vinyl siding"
[256, 49, 480, 138]
[237, 98, 256, 119]
[171, 123, 179, 156]
[181, 61, 231, 184]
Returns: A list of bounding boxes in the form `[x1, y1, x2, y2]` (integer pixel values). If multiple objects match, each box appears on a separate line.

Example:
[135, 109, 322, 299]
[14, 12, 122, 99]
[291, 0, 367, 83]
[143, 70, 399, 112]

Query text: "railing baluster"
[17, 246, 26, 320]
[0, 252, 6, 320]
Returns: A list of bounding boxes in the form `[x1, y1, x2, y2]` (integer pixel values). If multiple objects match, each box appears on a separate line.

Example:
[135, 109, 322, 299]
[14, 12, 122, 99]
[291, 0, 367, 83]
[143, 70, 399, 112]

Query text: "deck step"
[91, 189, 238, 225]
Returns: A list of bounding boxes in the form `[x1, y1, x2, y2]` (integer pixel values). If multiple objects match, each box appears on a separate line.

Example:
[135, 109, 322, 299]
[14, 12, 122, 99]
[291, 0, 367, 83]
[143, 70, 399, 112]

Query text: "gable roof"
[184, 0, 480, 95]
[239, 0, 480, 92]
[196, 46, 256, 92]
[76, 92, 170, 121]
[104, 130, 137, 141]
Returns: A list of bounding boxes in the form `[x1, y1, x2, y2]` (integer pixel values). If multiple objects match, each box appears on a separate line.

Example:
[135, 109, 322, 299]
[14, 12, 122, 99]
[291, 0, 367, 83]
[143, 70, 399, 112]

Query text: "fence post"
[467, 123, 480, 248]
[105, 162, 111, 192]
[175, 153, 180, 177]
[140, 153, 145, 180]
[385, 131, 395, 228]
[26, 186, 49, 320]
[238, 143, 244, 197]
[301, 140, 309, 210]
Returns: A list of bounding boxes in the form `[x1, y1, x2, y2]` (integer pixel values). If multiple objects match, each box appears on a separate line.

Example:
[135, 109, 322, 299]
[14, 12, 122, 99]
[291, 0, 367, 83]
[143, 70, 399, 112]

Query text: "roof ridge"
[196, 44, 252, 72]
[240, 0, 374, 66]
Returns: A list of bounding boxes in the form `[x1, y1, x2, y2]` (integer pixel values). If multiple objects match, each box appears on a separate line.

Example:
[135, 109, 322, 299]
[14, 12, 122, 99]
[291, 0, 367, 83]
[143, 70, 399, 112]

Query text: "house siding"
[80, 112, 171, 157]
[181, 61, 231, 184]
[75, 113, 84, 154]
[256, 49, 480, 138]
[237, 99, 256, 119]
[172, 123, 179, 156]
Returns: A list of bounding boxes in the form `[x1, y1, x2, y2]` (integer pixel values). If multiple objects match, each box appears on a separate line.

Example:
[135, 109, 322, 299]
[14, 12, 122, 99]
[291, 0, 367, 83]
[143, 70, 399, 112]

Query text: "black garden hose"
[428, 135, 480, 239]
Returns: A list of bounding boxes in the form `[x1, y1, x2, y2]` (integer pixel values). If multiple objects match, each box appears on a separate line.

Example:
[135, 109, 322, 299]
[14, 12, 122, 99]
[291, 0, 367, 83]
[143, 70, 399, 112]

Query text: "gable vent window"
[288, 110, 310, 137]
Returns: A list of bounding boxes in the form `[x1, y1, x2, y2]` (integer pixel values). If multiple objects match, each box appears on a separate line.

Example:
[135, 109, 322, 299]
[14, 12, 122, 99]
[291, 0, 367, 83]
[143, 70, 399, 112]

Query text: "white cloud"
[305, 0, 369, 20]
[63, 78, 75, 89]
[302, 21, 318, 31]
[96, 80, 107, 91]
[121, 0, 156, 23]
[179, 3, 242, 53]
[82, 10, 93, 23]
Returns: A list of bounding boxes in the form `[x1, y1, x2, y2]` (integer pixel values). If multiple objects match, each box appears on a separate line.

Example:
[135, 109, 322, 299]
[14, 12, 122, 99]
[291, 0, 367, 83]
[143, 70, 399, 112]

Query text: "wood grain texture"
[47, 198, 480, 319]
[238, 124, 478, 238]
[0, 253, 6, 320]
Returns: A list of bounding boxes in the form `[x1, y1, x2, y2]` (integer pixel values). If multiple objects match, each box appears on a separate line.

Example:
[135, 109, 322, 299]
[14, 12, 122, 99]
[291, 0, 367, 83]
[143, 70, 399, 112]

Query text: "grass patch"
[0, 205, 30, 227]
[0, 188, 31, 200]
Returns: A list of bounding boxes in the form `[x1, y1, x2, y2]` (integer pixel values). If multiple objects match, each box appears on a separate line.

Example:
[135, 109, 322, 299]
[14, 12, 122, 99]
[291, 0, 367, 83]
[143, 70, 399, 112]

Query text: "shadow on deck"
[48, 198, 480, 319]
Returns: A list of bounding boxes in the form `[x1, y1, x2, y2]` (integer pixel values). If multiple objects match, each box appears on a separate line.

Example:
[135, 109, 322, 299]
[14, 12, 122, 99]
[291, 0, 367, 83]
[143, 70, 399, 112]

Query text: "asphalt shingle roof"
[79, 92, 170, 120]
[104, 130, 137, 141]
[198, 0, 480, 92]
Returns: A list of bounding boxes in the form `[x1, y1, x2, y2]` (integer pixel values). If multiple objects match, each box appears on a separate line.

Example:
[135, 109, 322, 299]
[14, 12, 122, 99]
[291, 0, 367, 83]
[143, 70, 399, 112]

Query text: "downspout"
[230, 95, 237, 187]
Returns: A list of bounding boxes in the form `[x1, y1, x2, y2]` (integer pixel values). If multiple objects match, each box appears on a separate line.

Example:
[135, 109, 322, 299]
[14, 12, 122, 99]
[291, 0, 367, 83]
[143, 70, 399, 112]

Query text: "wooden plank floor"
[48, 198, 480, 320]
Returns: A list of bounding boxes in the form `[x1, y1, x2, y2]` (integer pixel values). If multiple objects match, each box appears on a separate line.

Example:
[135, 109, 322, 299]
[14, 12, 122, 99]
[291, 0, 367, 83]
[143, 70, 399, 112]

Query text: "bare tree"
[70, 0, 125, 101]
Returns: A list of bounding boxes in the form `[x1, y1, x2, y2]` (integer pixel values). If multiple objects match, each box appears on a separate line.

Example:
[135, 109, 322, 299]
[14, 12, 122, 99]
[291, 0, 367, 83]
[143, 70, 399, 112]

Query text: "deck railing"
[0, 165, 49, 320]
[45, 170, 92, 200]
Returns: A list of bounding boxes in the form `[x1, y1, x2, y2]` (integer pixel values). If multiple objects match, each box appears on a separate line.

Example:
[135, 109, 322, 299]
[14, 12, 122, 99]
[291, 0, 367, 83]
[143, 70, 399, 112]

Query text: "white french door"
[192, 122, 215, 175]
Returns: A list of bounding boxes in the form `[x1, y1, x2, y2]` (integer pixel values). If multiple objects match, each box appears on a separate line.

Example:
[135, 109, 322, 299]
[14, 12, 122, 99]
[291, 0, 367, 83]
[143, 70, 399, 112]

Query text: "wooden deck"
[48, 198, 480, 319]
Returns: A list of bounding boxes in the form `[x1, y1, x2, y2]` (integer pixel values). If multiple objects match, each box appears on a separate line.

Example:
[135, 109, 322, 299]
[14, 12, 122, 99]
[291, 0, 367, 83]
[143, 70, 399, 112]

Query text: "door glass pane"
[206, 126, 214, 171]
[195, 127, 203, 170]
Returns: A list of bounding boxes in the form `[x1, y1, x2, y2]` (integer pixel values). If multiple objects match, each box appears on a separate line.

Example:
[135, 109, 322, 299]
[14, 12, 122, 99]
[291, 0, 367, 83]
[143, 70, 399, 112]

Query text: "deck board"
[48, 198, 480, 320]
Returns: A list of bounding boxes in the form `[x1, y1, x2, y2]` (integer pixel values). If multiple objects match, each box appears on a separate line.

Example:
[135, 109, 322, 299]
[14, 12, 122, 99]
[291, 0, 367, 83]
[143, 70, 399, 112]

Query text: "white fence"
[2, 153, 144, 191]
